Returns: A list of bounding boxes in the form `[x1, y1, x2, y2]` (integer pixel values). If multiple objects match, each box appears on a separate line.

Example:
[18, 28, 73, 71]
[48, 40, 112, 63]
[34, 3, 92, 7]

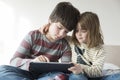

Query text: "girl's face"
[47, 22, 69, 42]
[75, 23, 88, 44]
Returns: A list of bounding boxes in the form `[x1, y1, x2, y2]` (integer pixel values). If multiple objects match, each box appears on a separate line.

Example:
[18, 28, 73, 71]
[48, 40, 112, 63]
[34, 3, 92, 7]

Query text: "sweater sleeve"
[10, 31, 34, 71]
[81, 46, 106, 77]
[60, 38, 72, 63]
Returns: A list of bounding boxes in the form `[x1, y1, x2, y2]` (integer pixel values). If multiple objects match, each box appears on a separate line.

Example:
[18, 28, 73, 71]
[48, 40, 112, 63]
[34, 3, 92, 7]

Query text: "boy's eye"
[65, 31, 68, 33]
[57, 26, 62, 29]
[57, 26, 68, 33]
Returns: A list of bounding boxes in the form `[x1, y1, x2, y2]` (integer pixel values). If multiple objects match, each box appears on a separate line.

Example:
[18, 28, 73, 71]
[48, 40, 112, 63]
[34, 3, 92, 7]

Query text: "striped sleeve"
[81, 47, 106, 77]
[10, 31, 33, 71]
[60, 39, 72, 63]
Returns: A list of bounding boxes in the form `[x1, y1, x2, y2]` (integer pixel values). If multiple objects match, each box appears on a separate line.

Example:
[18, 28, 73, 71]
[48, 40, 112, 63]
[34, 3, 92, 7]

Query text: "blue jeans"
[69, 73, 88, 80]
[37, 72, 67, 80]
[0, 65, 67, 80]
[1, 65, 120, 80]
[38, 72, 120, 80]
[0, 65, 33, 80]
[69, 73, 120, 80]
[101, 73, 120, 80]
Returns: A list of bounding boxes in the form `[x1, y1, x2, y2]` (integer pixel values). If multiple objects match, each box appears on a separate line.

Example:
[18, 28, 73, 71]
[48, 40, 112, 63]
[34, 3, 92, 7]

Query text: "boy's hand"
[32, 55, 50, 62]
[68, 63, 83, 74]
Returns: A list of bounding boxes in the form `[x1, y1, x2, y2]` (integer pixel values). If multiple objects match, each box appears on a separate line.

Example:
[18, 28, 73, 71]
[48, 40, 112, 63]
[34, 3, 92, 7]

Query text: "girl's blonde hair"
[72, 12, 104, 48]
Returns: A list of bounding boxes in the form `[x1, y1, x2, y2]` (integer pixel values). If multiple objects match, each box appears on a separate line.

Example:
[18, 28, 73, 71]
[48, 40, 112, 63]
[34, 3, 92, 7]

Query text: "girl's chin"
[78, 40, 84, 43]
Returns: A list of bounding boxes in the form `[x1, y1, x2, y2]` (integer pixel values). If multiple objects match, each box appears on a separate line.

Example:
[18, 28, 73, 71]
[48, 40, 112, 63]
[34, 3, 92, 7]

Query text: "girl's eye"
[75, 29, 87, 33]
[75, 29, 79, 32]
[81, 30, 87, 33]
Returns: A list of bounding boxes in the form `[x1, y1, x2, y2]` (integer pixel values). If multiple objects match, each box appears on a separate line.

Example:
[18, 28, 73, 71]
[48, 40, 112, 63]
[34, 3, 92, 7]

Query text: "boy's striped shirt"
[10, 30, 72, 70]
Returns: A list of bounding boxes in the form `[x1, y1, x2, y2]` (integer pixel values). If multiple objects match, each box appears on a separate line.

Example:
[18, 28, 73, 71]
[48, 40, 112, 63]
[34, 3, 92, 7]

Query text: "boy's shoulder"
[29, 29, 40, 34]
[27, 29, 44, 40]
[27, 29, 43, 36]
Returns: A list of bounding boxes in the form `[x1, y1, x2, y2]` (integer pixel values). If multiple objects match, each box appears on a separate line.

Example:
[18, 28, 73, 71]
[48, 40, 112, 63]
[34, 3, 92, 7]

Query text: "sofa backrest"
[104, 45, 120, 67]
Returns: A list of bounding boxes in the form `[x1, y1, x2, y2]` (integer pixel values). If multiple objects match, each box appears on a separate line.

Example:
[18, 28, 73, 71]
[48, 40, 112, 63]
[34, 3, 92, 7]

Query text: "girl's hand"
[68, 63, 83, 74]
[32, 55, 50, 62]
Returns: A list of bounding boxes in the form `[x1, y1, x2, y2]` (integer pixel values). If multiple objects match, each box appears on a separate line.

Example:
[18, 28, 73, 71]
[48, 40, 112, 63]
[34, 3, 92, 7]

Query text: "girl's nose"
[77, 31, 82, 36]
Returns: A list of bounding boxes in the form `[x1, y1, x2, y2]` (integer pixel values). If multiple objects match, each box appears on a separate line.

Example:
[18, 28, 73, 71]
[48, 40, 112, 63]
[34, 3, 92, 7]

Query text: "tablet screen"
[29, 62, 74, 74]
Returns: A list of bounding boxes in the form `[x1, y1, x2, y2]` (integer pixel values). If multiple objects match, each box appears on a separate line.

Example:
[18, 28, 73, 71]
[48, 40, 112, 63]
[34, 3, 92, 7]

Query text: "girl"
[68, 12, 105, 80]
[68, 12, 120, 80]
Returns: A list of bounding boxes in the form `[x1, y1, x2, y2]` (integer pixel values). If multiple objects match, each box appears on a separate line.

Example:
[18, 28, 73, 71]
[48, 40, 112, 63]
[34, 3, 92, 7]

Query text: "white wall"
[0, 0, 120, 65]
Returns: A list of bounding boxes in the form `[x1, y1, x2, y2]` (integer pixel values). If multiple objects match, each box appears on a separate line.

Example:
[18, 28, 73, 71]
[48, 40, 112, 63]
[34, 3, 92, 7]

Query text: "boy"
[0, 2, 80, 80]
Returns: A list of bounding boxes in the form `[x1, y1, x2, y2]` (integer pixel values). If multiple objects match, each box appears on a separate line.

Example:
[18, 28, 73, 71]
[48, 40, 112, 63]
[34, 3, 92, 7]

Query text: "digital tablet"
[29, 62, 74, 74]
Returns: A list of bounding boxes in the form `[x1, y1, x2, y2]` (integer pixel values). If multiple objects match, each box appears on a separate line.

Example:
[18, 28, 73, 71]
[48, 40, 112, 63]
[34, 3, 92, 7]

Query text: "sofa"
[102, 45, 120, 76]
[104, 45, 120, 67]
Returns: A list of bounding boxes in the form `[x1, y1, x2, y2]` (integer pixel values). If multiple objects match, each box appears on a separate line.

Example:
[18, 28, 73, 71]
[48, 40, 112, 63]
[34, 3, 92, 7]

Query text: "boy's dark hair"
[49, 2, 80, 31]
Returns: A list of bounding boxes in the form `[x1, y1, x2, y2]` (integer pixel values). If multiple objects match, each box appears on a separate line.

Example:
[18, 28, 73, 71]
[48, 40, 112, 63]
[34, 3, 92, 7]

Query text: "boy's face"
[47, 22, 69, 42]
[75, 23, 88, 44]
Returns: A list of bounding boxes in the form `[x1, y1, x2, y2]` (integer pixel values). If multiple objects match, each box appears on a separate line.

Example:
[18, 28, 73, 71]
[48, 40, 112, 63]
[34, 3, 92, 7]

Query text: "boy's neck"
[46, 33, 56, 42]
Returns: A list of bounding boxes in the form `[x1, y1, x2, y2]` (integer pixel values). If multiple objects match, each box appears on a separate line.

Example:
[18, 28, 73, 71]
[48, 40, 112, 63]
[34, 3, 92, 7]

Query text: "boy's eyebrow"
[59, 23, 69, 32]
[64, 27, 69, 32]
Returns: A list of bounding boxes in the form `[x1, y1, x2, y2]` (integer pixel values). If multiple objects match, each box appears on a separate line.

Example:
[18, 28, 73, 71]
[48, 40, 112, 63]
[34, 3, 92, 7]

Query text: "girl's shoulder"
[81, 43, 104, 51]
[89, 44, 105, 53]
[65, 36, 74, 44]
[95, 44, 104, 50]
[65, 36, 71, 40]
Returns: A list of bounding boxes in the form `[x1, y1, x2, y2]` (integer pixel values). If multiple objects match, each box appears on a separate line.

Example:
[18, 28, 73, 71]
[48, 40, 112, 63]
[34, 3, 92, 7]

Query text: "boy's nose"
[59, 30, 66, 37]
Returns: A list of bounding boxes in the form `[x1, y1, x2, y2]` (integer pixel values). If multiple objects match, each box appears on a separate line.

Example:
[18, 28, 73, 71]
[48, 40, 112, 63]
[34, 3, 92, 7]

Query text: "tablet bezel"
[29, 62, 74, 74]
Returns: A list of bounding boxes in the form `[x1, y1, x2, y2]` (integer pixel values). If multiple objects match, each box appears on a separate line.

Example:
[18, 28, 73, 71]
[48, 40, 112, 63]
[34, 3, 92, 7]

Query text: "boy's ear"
[48, 19, 52, 24]
[45, 23, 50, 32]
[39, 23, 50, 34]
